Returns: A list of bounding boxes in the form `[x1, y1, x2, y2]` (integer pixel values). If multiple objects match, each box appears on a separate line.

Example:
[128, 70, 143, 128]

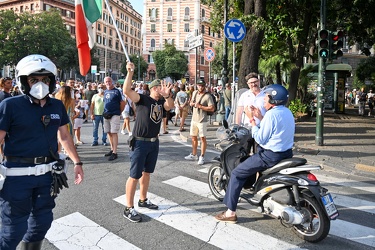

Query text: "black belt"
[134, 136, 158, 142]
[4, 156, 55, 164]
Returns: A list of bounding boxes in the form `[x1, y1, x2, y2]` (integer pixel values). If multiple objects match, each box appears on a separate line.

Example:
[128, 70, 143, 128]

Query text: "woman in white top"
[121, 95, 136, 135]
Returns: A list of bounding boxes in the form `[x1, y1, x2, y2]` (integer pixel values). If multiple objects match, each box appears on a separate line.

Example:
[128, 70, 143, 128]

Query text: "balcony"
[184, 15, 190, 21]
[150, 16, 156, 22]
[167, 16, 173, 21]
[201, 17, 210, 23]
[150, 29, 156, 33]
[149, 47, 156, 52]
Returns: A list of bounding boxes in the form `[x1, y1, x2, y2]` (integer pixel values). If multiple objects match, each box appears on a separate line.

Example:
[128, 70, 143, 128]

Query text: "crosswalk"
[44, 164, 375, 249]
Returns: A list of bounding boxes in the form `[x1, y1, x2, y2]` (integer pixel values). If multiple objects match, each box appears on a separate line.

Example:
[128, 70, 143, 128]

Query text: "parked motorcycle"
[208, 121, 339, 243]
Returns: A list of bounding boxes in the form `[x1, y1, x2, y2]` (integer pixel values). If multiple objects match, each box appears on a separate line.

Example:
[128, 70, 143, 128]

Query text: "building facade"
[142, 0, 223, 84]
[0, 0, 141, 81]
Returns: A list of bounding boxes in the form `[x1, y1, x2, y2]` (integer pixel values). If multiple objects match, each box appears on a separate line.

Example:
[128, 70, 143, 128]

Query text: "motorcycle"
[208, 121, 339, 243]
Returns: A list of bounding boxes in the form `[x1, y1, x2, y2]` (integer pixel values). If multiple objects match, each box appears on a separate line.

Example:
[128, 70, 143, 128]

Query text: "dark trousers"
[223, 146, 293, 211]
[0, 174, 55, 249]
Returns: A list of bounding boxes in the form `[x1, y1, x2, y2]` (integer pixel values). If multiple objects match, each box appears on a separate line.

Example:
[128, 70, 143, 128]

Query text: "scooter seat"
[262, 157, 307, 175]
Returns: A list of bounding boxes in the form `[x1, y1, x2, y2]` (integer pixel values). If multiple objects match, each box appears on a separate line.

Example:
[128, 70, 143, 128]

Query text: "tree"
[354, 57, 375, 88]
[152, 44, 188, 80]
[0, 9, 79, 79]
[120, 54, 148, 80]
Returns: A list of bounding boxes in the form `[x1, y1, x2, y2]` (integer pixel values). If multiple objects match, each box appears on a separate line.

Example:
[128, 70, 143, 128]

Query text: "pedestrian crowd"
[346, 87, 375, 116]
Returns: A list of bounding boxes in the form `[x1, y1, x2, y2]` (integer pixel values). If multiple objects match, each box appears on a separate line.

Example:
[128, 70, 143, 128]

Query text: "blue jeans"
[92, 115, 107, 143]
[225, 106, 231, 121]
[0, 174, 55, 249]
[223, 147, 293, 211]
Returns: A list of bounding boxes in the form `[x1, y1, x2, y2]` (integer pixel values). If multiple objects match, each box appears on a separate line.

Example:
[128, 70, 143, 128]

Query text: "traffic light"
[318, 30, 329, 60]
[329, 30, 344, 60]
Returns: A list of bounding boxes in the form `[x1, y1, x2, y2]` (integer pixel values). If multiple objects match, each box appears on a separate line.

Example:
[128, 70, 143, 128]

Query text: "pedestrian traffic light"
[318, 30, 329, 60]
[329, 30, 344, 60]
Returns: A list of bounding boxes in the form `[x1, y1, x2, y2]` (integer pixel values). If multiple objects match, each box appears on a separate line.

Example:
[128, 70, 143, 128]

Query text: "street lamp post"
[137, 53, 141, 81]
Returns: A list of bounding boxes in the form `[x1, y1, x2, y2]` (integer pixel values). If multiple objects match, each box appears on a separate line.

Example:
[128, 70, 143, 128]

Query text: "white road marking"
[163, 176, 375, 248]
[114, 193, 303, 250]
[46, 212, 140, 250]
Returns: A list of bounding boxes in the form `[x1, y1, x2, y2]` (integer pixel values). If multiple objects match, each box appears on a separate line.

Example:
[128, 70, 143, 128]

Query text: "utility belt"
[0, 162, 56, 177]
[134, 136, 159, 142]
[4, 156, 55, 165]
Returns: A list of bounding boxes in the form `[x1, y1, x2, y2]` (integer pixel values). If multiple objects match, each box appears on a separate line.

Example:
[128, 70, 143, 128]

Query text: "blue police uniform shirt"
[103, 88, 123, 115]
[0, 95, 70, 167]
[251, 105, 295, 152]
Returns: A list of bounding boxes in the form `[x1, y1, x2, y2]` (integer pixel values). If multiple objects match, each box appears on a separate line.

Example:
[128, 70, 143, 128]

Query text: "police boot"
[19, 240, 43, 250]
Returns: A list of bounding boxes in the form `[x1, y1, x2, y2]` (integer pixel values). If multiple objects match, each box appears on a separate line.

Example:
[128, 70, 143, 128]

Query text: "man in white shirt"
[235, 73, 267, 127]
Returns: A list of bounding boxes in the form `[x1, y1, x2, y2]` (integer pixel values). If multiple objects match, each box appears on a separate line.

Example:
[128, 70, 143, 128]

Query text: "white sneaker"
[129, 132, 132, 137]
[121, 130, 126, 135]
[185, 153, 198, 161]
[198, 156, 205, 165]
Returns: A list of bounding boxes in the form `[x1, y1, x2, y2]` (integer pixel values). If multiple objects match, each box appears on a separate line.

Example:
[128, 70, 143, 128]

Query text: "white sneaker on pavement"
[121, 129, 126, 135]
[198, 156, 205, 165]
[185, 153, 198, 161]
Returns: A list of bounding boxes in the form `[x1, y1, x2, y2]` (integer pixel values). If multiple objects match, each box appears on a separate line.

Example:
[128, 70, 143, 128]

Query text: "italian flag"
[75, 0, 102, 76]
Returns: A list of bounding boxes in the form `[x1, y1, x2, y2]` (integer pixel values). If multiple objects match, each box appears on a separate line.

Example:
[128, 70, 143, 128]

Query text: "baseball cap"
[197, 79, 206, 86]
[149, 79, 161, 89]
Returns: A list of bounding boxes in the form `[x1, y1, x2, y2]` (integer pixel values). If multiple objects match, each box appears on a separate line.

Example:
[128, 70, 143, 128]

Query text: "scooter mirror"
[223, 119, 229, 129]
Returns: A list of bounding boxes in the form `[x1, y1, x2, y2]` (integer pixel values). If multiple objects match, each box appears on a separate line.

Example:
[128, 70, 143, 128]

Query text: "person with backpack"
[357, 87, 367, 116]
[184, 79, 214, 165]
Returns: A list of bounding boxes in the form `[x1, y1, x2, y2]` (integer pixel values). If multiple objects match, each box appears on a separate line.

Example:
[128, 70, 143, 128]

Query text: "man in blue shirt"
[215, 84, 294, 223]
[103, 77, 125, 161]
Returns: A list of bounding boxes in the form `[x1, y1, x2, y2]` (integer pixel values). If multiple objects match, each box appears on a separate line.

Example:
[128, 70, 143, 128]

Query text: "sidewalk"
[180, 106, 375, 179]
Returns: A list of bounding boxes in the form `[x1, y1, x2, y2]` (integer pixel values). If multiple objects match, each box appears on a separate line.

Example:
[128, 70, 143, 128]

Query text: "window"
[201, 25, 205, 34]
[97, 35, 102, 44]
[30, 4, 34, 11]
[66, 11, 71, 18]
[167, 24, 172, 32]
[184, 7, 190, 16]
[168, 8, 173, 17]
[104, 26, 107, 33]
[110, 29, 112, 36]
[201, 56, 205, 65]
[151, 24, 156, 32]
[184, 23, 189, 32]
[151, 39, 155, 47]
[202, 9, 205, 18]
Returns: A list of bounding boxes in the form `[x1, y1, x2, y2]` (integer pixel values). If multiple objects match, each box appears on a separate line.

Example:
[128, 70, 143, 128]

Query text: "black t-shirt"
[133, 94, 165, 138]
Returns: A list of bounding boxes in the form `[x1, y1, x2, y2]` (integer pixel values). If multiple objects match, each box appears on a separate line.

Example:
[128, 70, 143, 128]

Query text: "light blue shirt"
[251, 105, 295, 152]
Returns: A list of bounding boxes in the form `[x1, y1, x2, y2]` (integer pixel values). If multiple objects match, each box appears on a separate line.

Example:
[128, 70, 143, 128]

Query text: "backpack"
[193, 91, 217, 116]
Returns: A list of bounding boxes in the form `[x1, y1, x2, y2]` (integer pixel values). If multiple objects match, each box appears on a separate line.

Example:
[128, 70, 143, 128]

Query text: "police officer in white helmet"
[0, 54, 84, 250]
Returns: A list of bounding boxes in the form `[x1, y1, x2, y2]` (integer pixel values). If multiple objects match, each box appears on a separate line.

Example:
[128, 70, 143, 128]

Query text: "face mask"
[71, 90, 74, 99]
[29, 81, 49, 100]
[75, 93, 81, 99]
[98, 88, 104, 94]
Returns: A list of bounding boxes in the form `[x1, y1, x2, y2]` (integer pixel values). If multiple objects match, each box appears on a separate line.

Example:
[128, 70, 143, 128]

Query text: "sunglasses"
[3, 77, 12, 81]
[28, 77, 51, 84]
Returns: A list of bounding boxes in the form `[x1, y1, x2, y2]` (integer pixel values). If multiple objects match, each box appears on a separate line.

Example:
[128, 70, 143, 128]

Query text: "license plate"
[321, 193, 339, 220]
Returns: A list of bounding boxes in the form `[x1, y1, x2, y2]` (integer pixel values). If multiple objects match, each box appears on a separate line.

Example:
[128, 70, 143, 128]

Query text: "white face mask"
[75, 93, 81, 99]
[29, 81, 50, 100]
[98, 88, 104, 94]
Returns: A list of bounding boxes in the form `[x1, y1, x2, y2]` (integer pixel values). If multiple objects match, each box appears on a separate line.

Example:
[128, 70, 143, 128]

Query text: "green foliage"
[152, 44, 188, 80]
[0, 9, 75, 70]
[354, 56, 375, 84]
[289, 99, 308, 117]
[121, 54, 148, 80]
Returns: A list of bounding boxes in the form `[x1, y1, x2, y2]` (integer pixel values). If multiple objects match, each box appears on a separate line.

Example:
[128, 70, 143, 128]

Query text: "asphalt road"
[17, 116, 372, 250]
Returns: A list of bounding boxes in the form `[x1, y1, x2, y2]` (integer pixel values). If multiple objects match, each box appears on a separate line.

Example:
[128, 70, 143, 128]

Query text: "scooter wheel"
[292, 194, 330, 243]
[207, 164, 226, 201]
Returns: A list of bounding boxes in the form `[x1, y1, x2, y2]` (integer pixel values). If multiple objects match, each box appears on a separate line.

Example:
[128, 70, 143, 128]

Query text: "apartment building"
[142, 0, 223, 84]
[0, 0, 141, 81]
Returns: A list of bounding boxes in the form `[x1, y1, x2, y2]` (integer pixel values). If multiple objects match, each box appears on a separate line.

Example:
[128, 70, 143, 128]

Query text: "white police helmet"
[15, 54, 57, 95]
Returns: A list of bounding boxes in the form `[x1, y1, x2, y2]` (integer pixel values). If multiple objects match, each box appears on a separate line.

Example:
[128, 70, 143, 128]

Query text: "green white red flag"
[75, 0, 102, 76]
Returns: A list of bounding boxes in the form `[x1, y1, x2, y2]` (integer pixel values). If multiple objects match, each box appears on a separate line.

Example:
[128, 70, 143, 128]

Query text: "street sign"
[204, 47, 215, 62]
[188, 34, 203, 50]
[224, 19, 246, 42]
[91, 65, 97, 74]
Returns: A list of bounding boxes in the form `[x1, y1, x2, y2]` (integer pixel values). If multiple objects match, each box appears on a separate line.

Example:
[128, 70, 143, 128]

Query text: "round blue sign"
[224, 19, 246, 43]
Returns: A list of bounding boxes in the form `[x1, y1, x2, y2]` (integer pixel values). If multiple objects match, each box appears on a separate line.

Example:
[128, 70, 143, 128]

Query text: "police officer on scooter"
[215, 84, 294, 223]
[0, 54, 84, 250]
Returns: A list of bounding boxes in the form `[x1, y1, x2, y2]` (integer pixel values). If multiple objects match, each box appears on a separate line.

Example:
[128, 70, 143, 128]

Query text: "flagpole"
[104, 0, 131, 62]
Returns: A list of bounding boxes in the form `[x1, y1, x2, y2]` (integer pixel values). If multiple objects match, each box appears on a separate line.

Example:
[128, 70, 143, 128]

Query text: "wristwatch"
[74, 162, 83, 166]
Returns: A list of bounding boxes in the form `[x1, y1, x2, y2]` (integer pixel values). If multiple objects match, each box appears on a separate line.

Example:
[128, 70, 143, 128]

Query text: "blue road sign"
[224, 19, 246, 42]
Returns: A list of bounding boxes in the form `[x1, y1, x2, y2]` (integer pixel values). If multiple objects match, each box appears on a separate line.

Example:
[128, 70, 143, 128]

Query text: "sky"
[128, 0, 143, 15]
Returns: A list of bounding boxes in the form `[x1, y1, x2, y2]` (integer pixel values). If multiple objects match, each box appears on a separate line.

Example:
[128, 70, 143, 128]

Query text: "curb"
[355, 164, 375, 173]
